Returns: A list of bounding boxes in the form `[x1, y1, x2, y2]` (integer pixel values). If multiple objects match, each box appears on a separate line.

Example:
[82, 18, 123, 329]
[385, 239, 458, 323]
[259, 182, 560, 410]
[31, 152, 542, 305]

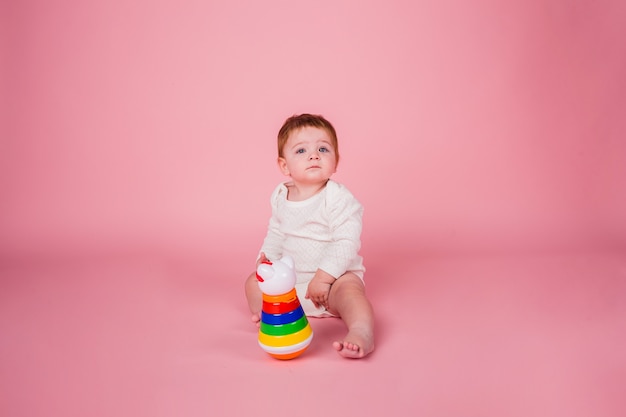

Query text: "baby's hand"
[256, 252, 269, 267]
[305, 269, 335, 309]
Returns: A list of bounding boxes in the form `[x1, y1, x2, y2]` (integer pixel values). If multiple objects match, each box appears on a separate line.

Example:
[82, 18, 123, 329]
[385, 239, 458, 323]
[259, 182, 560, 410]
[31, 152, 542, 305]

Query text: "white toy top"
[256, 255, 296, 296]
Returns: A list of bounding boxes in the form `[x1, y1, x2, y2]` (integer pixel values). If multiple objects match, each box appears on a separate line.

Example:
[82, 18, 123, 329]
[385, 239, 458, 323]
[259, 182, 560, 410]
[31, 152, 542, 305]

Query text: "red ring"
[262, 297, 301, 314]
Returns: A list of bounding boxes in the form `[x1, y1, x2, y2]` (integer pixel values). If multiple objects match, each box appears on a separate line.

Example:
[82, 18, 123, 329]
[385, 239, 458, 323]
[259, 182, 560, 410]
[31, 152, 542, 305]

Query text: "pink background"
[1, 1, 625, 416]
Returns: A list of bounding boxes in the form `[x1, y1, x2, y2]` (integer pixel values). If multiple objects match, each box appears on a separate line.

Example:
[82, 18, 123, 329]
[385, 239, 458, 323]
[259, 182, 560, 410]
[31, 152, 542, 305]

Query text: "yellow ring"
[258, 324, 312, 347]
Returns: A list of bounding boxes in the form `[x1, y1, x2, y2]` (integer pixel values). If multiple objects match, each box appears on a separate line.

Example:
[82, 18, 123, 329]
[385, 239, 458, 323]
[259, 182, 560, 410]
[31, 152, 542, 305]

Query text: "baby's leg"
[327, 273, 375, 359]
[245, 272, 263, 326]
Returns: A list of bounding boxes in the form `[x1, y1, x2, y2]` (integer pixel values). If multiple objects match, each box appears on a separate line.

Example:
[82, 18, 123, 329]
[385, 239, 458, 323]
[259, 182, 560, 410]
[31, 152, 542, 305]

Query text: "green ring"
[260, 315, 308, 336]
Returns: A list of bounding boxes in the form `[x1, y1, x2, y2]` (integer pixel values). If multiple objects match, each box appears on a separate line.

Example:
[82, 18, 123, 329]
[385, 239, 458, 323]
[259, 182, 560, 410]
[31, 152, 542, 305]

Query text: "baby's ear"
[277, 157, 290, 176]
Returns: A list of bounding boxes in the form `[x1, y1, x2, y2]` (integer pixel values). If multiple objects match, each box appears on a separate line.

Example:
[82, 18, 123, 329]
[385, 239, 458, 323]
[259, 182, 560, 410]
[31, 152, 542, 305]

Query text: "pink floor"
[2, 248, 624, 417]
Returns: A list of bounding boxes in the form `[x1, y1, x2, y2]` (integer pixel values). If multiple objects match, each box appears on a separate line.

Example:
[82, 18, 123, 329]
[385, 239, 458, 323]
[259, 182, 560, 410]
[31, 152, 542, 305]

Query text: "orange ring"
[269, 347, 309, 360]
[262, 288, 298, 304]
[262, 288, 300, 314]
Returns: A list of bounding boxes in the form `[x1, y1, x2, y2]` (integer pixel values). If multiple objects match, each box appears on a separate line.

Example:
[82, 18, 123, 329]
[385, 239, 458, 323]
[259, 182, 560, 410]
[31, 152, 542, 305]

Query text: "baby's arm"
[318, 186, 363, 278]
[305, 269, 336, 309]
[258, 187, 284, 261]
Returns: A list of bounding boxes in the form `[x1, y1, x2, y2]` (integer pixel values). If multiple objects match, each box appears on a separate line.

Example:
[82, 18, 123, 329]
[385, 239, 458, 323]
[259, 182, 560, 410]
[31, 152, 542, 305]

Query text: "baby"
[244, 113, 375, 358]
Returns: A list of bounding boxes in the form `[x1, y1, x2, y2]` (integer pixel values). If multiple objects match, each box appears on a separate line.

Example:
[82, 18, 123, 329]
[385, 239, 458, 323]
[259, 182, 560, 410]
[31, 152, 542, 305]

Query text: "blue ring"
[261, 305, 304, 325]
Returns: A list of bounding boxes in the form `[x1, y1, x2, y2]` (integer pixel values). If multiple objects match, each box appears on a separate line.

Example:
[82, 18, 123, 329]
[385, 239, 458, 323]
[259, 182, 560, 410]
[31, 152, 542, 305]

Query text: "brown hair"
[277, 114, 340, 164]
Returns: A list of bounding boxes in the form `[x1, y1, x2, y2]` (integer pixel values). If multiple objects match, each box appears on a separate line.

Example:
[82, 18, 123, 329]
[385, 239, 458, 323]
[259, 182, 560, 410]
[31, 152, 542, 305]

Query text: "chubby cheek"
[284, 160, 305, 176]
[324, 156, 338, 171]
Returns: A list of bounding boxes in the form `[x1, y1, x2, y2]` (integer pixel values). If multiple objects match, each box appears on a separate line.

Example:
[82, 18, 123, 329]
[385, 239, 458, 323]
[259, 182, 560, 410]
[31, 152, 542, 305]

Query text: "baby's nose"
[309, 152, 320, 160]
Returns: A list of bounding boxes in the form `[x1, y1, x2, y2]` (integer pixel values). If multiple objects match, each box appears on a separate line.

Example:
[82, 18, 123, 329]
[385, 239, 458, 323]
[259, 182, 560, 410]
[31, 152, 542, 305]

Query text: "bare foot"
[333, 327, 374, 359]
[251, 313, 261, 328]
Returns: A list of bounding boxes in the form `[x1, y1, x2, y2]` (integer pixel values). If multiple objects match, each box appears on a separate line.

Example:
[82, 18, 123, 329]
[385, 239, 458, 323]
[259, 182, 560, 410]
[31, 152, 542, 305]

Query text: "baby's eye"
[319, 147, 329, 153]
[295, 148, 306, 154]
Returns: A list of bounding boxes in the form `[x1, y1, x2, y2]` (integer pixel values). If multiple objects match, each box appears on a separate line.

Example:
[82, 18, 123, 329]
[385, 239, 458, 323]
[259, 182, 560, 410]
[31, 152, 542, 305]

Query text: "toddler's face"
[278, 126, 337, 186]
